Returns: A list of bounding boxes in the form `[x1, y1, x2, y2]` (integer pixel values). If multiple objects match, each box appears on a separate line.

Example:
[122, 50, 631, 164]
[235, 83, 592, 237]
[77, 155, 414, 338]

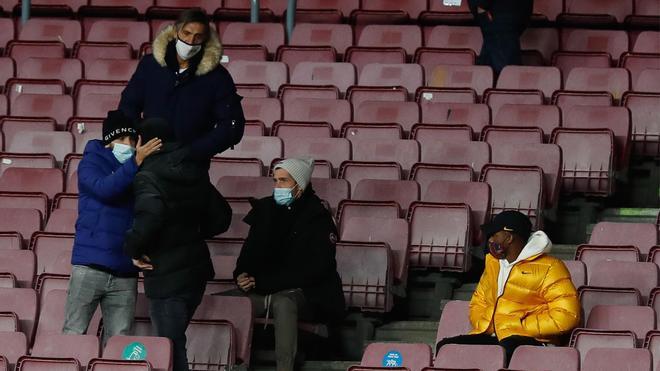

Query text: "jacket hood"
[152, 24, 223, 76]
[140, 143, 207, 184]
[517, 231, 552, 261]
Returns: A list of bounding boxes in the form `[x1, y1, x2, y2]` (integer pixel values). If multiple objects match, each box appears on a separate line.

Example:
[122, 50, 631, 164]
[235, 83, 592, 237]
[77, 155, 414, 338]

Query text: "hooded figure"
[118, 8, 245, 162]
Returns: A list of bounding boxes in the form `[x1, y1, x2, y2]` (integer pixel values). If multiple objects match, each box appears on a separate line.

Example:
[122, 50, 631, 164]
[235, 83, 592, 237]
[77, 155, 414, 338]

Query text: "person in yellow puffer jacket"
[436, 210, 580, 364]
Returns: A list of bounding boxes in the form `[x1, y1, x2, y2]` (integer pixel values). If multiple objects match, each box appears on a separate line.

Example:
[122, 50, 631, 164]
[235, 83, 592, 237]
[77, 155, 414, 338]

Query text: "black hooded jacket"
[123, 143, 231, 298]
[233, 187, 346, 322]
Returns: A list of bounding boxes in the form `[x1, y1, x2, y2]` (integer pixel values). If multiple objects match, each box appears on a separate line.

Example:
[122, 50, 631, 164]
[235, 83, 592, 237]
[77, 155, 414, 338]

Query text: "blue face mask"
[112, 143, 136, 164]
[273, 187, 295, 206]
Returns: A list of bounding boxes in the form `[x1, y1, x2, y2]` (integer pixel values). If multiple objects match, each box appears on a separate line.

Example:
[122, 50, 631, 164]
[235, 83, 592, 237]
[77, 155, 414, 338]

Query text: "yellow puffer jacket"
[469, 231, 580, 344]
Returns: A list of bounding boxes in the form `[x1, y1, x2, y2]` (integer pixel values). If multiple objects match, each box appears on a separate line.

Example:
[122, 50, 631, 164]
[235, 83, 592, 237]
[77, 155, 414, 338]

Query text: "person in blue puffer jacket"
[62, 110, 162, 345]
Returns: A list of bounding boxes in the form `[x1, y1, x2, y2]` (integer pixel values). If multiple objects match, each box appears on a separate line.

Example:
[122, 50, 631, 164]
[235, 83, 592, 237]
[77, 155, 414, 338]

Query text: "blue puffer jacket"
[71, 140, 139, 274]
[118, 24, 245, 161]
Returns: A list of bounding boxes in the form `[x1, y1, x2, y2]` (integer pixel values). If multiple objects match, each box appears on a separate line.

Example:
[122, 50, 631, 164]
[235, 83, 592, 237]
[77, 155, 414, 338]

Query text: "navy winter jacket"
[71, 140, 139, 274]
[119, 25, 245, 161]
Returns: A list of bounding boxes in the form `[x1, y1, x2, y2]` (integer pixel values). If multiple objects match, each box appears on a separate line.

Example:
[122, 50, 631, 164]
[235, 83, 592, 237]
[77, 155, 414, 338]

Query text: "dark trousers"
[436, 333, 542, 365]
[148, 283, 206, 371]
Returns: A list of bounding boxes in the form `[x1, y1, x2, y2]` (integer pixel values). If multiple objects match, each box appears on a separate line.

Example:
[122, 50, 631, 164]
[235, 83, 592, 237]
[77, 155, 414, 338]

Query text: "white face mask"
[175, 38, 202, 60]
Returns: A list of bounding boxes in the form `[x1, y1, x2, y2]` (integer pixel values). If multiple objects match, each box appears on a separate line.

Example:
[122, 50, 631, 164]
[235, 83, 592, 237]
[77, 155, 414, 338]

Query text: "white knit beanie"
[274, 157, 314, 190]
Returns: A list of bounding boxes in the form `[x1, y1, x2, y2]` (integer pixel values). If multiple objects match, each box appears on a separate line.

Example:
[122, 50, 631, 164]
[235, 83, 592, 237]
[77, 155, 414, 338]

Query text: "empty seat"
[484, 91, 545, 120]
[283, 137, 350, 172]
[582, 347, 651, 371]
[532, 0, 563, 22]
[434, 344, 505, 370]
[6, 131, 74, 164]
[73, 42, 133, 66]
[87, 359, 151, 370]
[578, 286, 641, 326]
[31, 334, 100, 368]
[0, 208, 42, 246]
[0, 250, 35, 288]
[357, 25, 422, 56]
[0, 192, 48, 217]
[0, 167, 64, 199]
[426, 26, 483, 55]
[103, 335, 172, 371]
[222, 22, 285, 56]
[18, 18, 81, 50]
[274, 121, 333, 139]
[359, 63, 423, 97]
[553, 52, 611, 83]
[560, 0, 633, 25]
[414, 48, 476, 75]
[0, 232, 22, 250]
[184, 320, 235, 370]
[0, 153, 56, 175]
[2, 117, 57, 150]
[424, 180, 490, 246]
[336, 200, 400, 231]
[309, 178, 349, 212]
[633, 31, 660, 54]
[482, 126, 543, 146]
[0, 331, 28, 371]
[86, 59, 138, 81]
[240, 97, 281, 130]
[551, 128, 615, 196]
[357, 0, 426, 20]
[86, 20, 150, 51]
[32, 233, 74, 276]
[15, 357, 81, 371]
[68, 119, 103, 153]
[587, 305, 655, 344]
[555, 93, 613, 119]
[561, 29, 629, 63]
[569, 329, 636, 367]
[646, 330, 660, 371]
[622, 54, 660, 91]
[276, 45, 336, 75]
[208, 158, 262, 185]
[496, 66, 561, 99]
[7, 41, 66, 65]
[435, 300, 471, 345]
[0, 17, 14, 52]
[5, 79, 64, 109]
[490, 143, 562, 208]
[220, 136, 283, 166]
[521, 28, 559, 65]
[278, 85, 339, 104]
[336, 241, 393, 312]
[44, 209, 77, 234]
[35, 289, 102, 341]
[11, 94, 74, 129]
[480, 165, 543, 229]
[494, 104, 560, 140]
[623, 93, 660, 157]
[352, 179, 419, 211]
[408, 203, 471, 272]
[347, 86, 408, 109]
[227, 61, 288, 94]
[412, 125, 472, 146]
[589, 222, 657, 258]
[421, 141, 490, 179]
[216, 176, 273, 199]
[283, 98, 351, 133]
[345, 46, 407, 75]
[508, 346, 579, 371]
[419, 1, 473, 25]
[339, 161, 402, 190]
[420, 102, 490, 139]
[589, 260, 658, 301]
[75, 91, 122, 119]
[290, 62, 356, 94]
[635, 69, 660, 94]
[360, 342, 432, 370]
[0, 287, 37, 344]
[354, 101, 420, 135]
[564, 67, 630, 101]
[427, 65, 493, 97]
[563, 260, 587, 289]
[350, 138, 420, 172]
[289, 23, 353, 56]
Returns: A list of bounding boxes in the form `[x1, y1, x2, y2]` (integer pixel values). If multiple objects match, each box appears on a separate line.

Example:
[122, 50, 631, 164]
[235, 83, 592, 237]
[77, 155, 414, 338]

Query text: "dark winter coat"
[118, 24, 245, 161]
[123, 143, 232, 298]
[468, 0, 533, 32]
[71, 139, 139, 275]
[233, 187, 346, 323]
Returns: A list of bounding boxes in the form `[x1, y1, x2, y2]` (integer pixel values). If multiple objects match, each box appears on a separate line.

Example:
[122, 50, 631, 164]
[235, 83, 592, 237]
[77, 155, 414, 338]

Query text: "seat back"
[586, 305, 655, 344]
[588, 260, 658, 301]
[582, 347, 651, 371]
[433, 344, 505, 370]
[360, 342, 432, 371]
[0, 288, 37, 345]
[435, 300, 471, 345]
[589, 222, 658, 258]
[508, 346, 579, 371]
[103, 335, 172, 371]
[31, 334, 100, 367]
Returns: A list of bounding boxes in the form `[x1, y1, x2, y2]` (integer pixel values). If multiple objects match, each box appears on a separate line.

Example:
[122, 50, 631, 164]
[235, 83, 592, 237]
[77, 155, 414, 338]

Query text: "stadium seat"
[73, 42, 133, 67]
[484, 90, 545, 119]
[589, 221, 657, 258]
[222, 45, 268, 63]
[427, 65, 493, 97]
[357, 25, 422, 57]
[222, 0, 287, 19]
[480, 165, 544, 229]
[0, 331, 28, 371]
[86, 20, 150, 51]
[349, 138, 420, 173]
[0, 192, 48, 218]
[0, 311, 18, 330]
[416, 86, 477, 104]
[87, 359, 151, 370]
[0, 17, 15, 53]
[424, 180, 490, 246]
[564, 67, 630, 102]
[589, 260, 658, 302]
[5, 79, 65, 109]
[336, 200, 400, 231]
[559, 0, 633, 26]
[227, 61, 288, 94]
[426, 26, 482, 55]
[52, 194, 78, 211]
[419, 0, 473, 25]
[569, 328, 637, 366]
[15, 357, 80, 371]
[0, 153, 56, 174]
[75, 92, 122, 120]
[494, 104, 560, 141]
[578, 286, 642, 326]
[86, 59, 138, 81]
[208, 158, 262, 186]
[296, 0, 360, 21]
[216, 176, 272, 199]
[408, 202, 471, 272]
[0, 287, 37, 344]
[563, 260, 587, 289]
[31, 334, 100, 368]
[622, 54, 660, 90]
[1, 117, 56, 149]
[343, 123, 402, 140]
[103, 335, 172, 371]
[508, 346, 579, 371]
[6, 131, 74, 164]
[551, 128, 615, 196]
[273, 121, 333, 139]
[276, 45, 336, 73]
[35, 289, 102, 342]
[63, 154, 81, 193]
[433, 344, 505, 370]
[531, 0, 563, 23]
[336, 241, 393, 312]
[278, 85, 339, 104]
[340, 216, 409, 285]
[0, 57, 14, 88]
[289, 23, 353, 56]
[283, 137, 350, 173]
[495, 65, 561, 99]
[412, 125, 473, 146]
[357, 0, 426, 21]
[420, 102, 490, 139]
[421, 141, 490, 179]
[635, 69, 660, 94]
[554, 93, 613, 123]
[586, 305, 655, 345]
[358, 63, 423, 97]
[290, 62, 356, 94]
[347, 86, 408, 110]
[415, 49, 475, 78]
[355, 101, 420, 135]
[623, 93, 660, 157]
[632, 30, 660, 54]
[184, 320, 235, 370]
[481, 126, 544, 146]
[582, 347, 651, 371]
[352, 179, 419, 211]
[32, 232, 74, 276]
[309, 178, 349, 212]
[240, 97, 281, 130]
[0, 207, 42, 247]
[345, 47, 407, 76]
[0, 250, 35, 288]
[521, 28, 559, 65]
[283, 98, 351, 134]
[0, 232, 22, 250]
[219, 136, 283, 167]
[360, 342, 432, 371]
[435, 300, 471, 345]
[560, 29, 629, 63]
[11, 94, 74, 130]
[338, 161, 402, 192]
[44, 209, 76, 234]
[553, 51, 611, 83]
[222, 22, 285, 57]
[6, 41, 66, 65]
[68, 119, 103, 153]
[18, 18, 82, 50]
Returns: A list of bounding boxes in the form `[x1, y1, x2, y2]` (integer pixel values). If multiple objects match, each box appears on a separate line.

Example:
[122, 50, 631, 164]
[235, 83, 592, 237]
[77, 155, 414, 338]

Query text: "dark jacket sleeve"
[200, 183, 232, 238]
[118, 57, 148, 120]
[232, 206, 260, 280]
[187, 80, 246, 160]
[78, 152, 139, 202]
[255, 212, 338, 293]
[123, 172, 166, 259]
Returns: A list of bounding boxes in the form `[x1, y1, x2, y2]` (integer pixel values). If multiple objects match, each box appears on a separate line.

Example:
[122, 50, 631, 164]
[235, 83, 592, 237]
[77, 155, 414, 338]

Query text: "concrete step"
[373, 320, 438, 345]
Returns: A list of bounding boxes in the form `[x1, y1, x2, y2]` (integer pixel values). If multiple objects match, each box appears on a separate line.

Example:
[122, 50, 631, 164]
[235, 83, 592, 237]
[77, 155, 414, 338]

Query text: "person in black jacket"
[233, 158, 345, 371]
[468, 0, 534, 75]
[123, 118, 231, 371]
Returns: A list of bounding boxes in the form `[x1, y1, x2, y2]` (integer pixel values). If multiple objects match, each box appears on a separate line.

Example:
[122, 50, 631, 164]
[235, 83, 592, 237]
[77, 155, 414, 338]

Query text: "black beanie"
[103, 110, 137, 145]
[137, 117, 176, 144]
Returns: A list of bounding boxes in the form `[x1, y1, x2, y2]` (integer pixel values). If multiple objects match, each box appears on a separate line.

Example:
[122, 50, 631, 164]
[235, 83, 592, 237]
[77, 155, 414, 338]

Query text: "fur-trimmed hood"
[152, 24, 223, 76]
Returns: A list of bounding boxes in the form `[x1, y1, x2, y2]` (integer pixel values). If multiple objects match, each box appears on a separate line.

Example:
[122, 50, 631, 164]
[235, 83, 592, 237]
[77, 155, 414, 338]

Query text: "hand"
[135, 136, 163, 166]
[132, 255, 154, 270]
[236, 272, 256, 292]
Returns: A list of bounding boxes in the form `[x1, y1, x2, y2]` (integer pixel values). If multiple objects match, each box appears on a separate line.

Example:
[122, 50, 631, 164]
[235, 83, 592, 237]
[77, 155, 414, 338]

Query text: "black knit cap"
[103, 110, 138, 145]
[480, 210, 533, 242]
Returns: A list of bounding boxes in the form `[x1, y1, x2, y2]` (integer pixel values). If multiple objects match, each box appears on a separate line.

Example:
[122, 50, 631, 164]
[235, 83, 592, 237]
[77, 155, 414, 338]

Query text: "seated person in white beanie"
[232, 157, 346, 371]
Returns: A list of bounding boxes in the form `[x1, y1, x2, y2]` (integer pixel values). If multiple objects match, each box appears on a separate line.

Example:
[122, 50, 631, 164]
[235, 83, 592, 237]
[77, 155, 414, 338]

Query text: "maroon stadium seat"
[345, 47, 406, 76]
[412, 125, 473, 146]
[484, 90, 544, 118]
[623, 93, 660, 157]
[0, 331, 28, 371]
[427, 65, 493, 97]
[73, 42, 133, 67]
[589, 260, 658, 302]
[357, 25, 422, 57]
[283, 137, 350, 173]
[481, 126, 543, 146]
[219, 136, 283, 167]
[354, 101, 419, 135]
[582, 347, 651, 371]
[222, 22, 285, 56]
[359, 63, 423, 97]
[278, 85, 339, 104]
[521, 28, 559, 65]
[31, 334, 100, 368]
[68, 119, 103, 154]
[6, 131, 74, 164]
[435, 300, 471, 345]
[421, 141, 490, 179]
[564, 67, 630, 102]
[339, 161, 402, 190]
[283, 98, 351, 134]
[216, 176, 273, 199]
[11, 94, 74, 129]
[103, 335, 172, 371]
[240, 97, 281, 130]
[0, 287, 37, 345]
[578, 286, 641, 326]
[32, 232, 74, 276]
[87, 359, 151, 370]
[586, 305, 655, 345]
[348, 86, 407, 110]
[426, 26, 482, 55]
[18, 19, 82, 50]
[86, 59, 138, 81]
[433, 344, 505, 370]
[336, 200, 400, 230]
[0, 193, 48, 218]
[420, 0, 473, 25]
[86, 20, 150, 51]
[420, 102, 490, 139]
[632, 30, 660, 54]
[276, 45, 336, 73]
[509, 346, 579, 371]
[589, 221, 657, 257]
[495, 65, 561, 99]
[208, 158, 262, 185]
[7, 41, 66, 65]
[560, 0, 633, 26]
[349, 138, 420, 173]
[289, 23, 353, 56]
[494, 104, 560, 141]
[0, 207, 42, 247]
[360, 342, 432, 371]
[290, 62, 356, 94]
[309, 177, 349, 212]
[227, 61, 288, 94]
[532, 0, 563, 22]
[563, 260, 587, 289]
[561, 29, 629, 63]
[0, 250, 36, 288]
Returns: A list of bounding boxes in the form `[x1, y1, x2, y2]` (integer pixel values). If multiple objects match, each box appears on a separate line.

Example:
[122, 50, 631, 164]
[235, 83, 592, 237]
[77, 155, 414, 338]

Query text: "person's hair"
[138, 118, 176, 144]
[175, 8, 211, 42]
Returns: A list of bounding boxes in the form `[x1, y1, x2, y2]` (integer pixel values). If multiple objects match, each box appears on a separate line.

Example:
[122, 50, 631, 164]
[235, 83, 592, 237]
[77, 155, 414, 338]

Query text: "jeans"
[148, 283, 206, 371]
[63, 265, 137, 346]
[436, 333, 543, 365]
